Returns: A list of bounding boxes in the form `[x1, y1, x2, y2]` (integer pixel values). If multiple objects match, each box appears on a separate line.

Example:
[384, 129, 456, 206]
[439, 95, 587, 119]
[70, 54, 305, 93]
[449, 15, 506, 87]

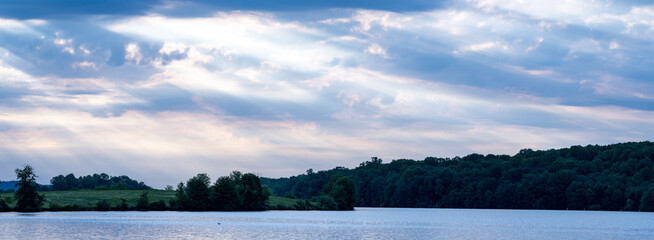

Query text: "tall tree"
[322, 175, 357, 210]
[210, 176, 239, 211]
[240, 173, 268, 211]
[185, 173, 211, 211]
[14, 165, 45, 212]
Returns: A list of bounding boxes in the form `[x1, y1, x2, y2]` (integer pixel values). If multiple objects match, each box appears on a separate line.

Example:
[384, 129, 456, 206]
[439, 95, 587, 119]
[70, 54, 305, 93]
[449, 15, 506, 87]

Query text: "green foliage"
[174, 171, 268, 211]
[265, 196, 313, 209]
[311, 195, 338, 210]
[0, 189, 176, 211]
[185, 173, 211, 211]
[150, 200, 167, 210]
[118, 198, 128, 211]
[210, 175, 240, 211]
[639, 187, 654, 211]
[95, 200, 111, 211]
[14, 165, 45, 212]
[0, 197, 10, 212]
[322, 175, 357, 210]
[136, 192, 150, 210]
[262, 185, 274, 198]
[241, 173, 268, 211]
[292, 199, 317, 210]
[50, 173, 150, 191]
[263, 142, 654, 211]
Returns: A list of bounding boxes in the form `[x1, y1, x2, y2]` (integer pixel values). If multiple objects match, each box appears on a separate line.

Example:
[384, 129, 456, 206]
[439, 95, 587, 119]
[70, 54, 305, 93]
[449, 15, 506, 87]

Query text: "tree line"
[1, 166, 356, 212]
[170, 171, 268, 211]
[262, 142, 654, 211]
[49, 173, 150, 191]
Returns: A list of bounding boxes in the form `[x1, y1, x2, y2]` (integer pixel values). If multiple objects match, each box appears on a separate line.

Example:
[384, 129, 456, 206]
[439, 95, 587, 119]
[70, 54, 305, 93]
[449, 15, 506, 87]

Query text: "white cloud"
[609, 40, 620, 50]
[79, 45, 91, 54]
[320, 35, 367, 44]
[526, 37, 544, 52]
[365, 43, 388, 58]
[53, 38, 72, 46]
[507, 65, 553, 76]
[0, 18, 43, 35]
[455, 41, 509, 54]
[2, 4, 654, 185]
[107, 13, 348, 72]
[580, 74, 654, 100]
[72, 61, 98, 70]
[125, 43, 143, 64]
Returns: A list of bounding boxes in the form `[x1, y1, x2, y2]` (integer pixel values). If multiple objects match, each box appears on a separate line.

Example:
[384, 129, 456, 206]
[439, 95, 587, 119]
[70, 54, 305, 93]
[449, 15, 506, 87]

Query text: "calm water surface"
[1, 208, 653, 239]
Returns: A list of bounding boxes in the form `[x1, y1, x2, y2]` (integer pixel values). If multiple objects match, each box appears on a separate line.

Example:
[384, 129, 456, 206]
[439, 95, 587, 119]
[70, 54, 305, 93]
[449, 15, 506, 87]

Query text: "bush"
[322, 175, 357, 210]
[96, 200, 111, 211]
[59, 204, 90, 211]
[115, 198, 128, 211]
[312, 195, 338, 210]
[136, 192, 150, 210]
[0, 198, 10, 212]
[150, 200, 167, 211]
[47, 203, 62, 211]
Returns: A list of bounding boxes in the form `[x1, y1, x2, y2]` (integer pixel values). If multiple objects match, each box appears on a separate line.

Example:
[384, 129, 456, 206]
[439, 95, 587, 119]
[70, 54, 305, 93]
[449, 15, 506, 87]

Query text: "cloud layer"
[1, 0, 653, 187]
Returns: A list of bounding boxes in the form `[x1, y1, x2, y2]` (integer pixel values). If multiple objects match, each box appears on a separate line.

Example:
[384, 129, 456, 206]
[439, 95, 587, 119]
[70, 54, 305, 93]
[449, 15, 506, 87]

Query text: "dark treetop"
[263, 141, 654, 211]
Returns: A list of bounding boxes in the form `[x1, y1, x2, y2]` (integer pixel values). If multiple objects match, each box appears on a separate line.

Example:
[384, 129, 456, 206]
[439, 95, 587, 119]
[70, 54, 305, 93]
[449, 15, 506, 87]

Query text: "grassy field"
[0, 190, 305, 210]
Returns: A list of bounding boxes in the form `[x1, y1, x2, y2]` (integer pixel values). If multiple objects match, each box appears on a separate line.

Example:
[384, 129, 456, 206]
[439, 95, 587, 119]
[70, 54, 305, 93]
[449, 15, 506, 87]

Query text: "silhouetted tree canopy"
[172, 171, 268, 211]
[14, 165, 45, 212]
[262, 142, 654, 211]
[322, 175, 357, 210]
[50, 173, 150, 191]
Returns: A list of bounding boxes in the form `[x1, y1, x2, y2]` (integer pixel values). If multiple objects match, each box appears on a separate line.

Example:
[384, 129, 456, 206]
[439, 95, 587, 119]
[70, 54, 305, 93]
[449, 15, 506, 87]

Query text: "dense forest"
[49, 173, 150, 191]
[262, 142, 654, 211]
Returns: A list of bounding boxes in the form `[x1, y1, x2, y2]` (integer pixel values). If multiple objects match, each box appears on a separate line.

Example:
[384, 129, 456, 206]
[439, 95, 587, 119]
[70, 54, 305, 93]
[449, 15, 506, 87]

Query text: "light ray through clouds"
[1, 0, 653, 186]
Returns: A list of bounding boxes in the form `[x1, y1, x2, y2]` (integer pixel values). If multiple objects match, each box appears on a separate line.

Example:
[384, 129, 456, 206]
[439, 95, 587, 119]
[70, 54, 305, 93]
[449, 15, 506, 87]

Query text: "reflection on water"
[1, 208, 654, 239]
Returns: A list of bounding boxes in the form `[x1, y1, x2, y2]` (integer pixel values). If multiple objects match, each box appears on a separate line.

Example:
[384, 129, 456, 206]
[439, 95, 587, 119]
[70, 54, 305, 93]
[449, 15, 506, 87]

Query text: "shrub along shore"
[0, 190, 321, 211]
[0, 169, 356, 212]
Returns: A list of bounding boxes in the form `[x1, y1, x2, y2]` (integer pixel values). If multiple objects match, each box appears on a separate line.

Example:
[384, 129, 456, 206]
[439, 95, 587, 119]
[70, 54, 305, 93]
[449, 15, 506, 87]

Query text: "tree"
[210, 176, 239, 211]
[50, 175, 68, 191]
[14, 165, 45, 212]
[64, 173, 79, 190]
[322, 175, 357, 210]
[171, 182, 189, 210]
[136, 191, 150, 210]
[0, 197, 10, 212]
[185, 173, 211, 210]
[118, 198, 128, 211]
[240, 173, 268, 211]
[639, 187, 654, 212]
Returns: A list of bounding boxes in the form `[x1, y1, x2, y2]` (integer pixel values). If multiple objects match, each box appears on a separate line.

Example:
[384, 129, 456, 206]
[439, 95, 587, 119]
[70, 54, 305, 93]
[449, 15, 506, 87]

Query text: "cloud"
[0, 0, 161, 19]
[365, 43, 388, 58]
[1, 1, 654, 186]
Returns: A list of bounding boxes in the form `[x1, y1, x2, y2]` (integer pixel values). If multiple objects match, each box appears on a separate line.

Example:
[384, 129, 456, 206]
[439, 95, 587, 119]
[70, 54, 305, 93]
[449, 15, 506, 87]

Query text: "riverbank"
[0, 190, 314, 211]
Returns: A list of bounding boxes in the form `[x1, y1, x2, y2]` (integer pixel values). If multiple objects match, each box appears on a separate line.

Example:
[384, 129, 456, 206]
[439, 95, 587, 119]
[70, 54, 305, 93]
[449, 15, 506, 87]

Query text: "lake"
[1, 208, 653, 239]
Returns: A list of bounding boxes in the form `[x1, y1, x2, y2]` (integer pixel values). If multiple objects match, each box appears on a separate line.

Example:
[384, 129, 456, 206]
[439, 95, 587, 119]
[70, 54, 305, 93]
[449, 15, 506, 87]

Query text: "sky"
[1, 0, 654, 187]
